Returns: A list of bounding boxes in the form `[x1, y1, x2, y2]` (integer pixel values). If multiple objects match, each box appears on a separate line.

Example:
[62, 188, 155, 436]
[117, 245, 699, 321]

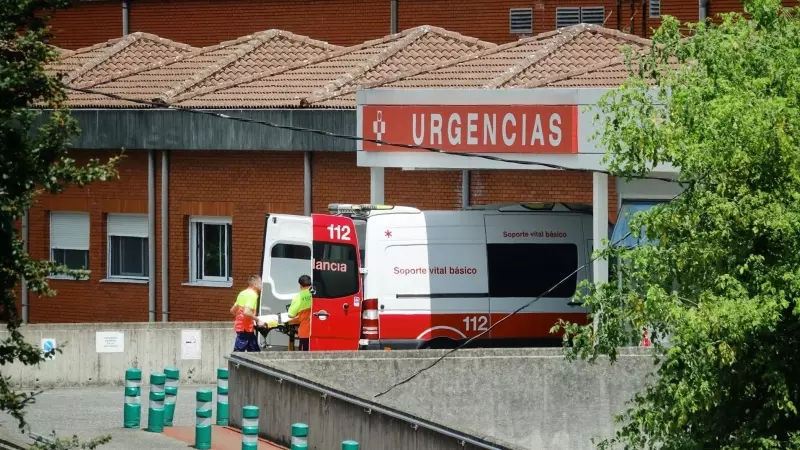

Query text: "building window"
[190, 217, 232, 284]
[50, 212, 90, 276]
[649, 0, 661, 18]
[556, 6, 605, 28]
[611, 200, 667, 247]
[107, 214, 149, 279]
[486, 243, 578, 298]
[509, 8, 533, 34]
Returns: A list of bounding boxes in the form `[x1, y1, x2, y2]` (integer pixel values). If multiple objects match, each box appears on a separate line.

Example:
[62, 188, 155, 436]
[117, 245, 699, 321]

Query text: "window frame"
[106, 213, 149, 281]
[509, 7, 534, 34]
[49, 211, 91, 279]
[649, 0, 661, 18]
[189, 216, 233, 285]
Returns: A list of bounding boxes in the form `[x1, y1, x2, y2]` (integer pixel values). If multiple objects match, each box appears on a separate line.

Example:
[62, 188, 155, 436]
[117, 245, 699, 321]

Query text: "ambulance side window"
[486, 243, 578, 298]
[270, 243, 311, 295]
[312, 242, 359, 299]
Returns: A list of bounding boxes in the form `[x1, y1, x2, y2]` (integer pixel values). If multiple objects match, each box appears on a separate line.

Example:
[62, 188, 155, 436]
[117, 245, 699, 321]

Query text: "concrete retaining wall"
[2, 322, 234, 387]
[229, 361, 496, 450]
[228, 348, 656, 450]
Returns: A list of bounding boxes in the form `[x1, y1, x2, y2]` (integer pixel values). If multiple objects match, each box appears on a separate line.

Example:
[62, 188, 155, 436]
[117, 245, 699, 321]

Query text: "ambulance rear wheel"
[422, 338, 459, 350]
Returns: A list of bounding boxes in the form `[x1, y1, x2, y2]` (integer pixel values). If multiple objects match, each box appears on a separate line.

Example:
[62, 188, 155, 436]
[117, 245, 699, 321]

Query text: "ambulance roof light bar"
[328, 203, 398, 217]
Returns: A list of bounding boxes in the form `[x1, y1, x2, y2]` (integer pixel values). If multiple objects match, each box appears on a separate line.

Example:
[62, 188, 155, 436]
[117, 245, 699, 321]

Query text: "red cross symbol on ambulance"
[373, 111, 386, 146]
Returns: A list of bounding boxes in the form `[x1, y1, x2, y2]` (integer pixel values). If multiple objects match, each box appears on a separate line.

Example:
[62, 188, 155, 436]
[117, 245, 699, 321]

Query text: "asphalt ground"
[0, 385, 224, 450]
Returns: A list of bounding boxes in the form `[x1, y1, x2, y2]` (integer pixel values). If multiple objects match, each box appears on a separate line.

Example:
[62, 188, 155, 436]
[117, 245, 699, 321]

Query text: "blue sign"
[41, 338, 56, 359]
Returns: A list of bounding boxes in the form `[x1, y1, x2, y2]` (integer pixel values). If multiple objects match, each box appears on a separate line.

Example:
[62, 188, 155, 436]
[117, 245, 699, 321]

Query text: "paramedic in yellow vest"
[230, 275, 264, 352]
[288, 274, 313, 351]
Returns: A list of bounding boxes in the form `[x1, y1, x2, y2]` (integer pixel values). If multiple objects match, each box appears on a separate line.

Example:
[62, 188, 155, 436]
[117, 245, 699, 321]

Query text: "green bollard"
[241, 405, 259, 450]
[123, 368, 142, 429]
[147, 391, 165, 433]
[147, 373, 166, 433]
[216, 368, 229, 426]
[164, 367, 179, 426]
[291, 423, 309, 450]
[342, 441, 359, 450]
[194, 389, 213, 450]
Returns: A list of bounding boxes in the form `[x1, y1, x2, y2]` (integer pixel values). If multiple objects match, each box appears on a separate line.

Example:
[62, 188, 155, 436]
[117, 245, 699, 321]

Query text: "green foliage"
[30, 433, 112, 450]
[1, 0, 119, 439]
[552, 0, 800, 448]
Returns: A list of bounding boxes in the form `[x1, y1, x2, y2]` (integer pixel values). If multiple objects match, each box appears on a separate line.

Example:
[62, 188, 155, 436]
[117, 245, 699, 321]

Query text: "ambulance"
[258, 202, 600, 351]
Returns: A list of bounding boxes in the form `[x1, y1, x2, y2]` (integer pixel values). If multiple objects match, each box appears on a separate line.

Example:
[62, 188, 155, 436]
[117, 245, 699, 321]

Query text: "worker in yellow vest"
[287, 274, 313, 351]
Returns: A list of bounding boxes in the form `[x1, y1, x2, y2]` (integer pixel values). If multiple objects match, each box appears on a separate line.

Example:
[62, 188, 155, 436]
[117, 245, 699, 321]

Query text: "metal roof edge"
[38, 108, 357, 151]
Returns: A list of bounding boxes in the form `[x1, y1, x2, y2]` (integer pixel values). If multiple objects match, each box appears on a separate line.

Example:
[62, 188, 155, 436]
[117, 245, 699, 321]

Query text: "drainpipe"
[122, 0, 130, 36]
[148, 149, 156, 322]
[161, 151, 169, 322]
[642, 0, 647, 38]
[699, 0, 708, 21]
[303, 152, 312, 216]
[21, 210, 29, 324]
[461, 170, 470, 210]
[617, 0, 622, 31]
[390, 0, 398, 34]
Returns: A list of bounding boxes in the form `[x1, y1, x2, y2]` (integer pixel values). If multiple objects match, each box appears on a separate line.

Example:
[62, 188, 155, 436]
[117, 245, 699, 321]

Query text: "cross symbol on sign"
[384, 230, 392, 238]
[373, 111, 386, 146]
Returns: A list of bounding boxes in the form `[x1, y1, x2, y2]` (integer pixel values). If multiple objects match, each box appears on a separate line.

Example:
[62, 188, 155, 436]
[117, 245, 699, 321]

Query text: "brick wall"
[46, 0, 724, 50]
[470, 170, 618, 220]
[167, 150, 304, 322]
[25, 149, 619, 324]
[26, 150, 148, 323]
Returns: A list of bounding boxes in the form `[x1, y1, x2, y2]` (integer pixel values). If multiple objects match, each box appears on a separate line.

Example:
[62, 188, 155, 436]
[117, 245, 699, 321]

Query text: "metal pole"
[148, 149, 156, 322]
[461, 170, 470, 210]
[303, 152, 312, 216]
[161, 150, 169, 322]
[699, 0, 708, 21]
[122, 0, 129, 36]
[21, 210, 29, 324]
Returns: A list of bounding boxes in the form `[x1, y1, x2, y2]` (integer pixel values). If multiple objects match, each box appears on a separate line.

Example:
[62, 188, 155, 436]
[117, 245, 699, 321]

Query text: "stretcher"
[255, 311, 300, 351]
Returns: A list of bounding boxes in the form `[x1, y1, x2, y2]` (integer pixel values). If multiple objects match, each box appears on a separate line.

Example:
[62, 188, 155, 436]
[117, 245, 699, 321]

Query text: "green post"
[164, 367, 179, 426]
[147, 372, 166, 433]
[194, 389, 213, 450]
[241, 405, 259, 450]
[342, 441, 359, 450]
[216, 367, 229, 426]
[291, 423, 309, 450]
[123, 368, 142, 429]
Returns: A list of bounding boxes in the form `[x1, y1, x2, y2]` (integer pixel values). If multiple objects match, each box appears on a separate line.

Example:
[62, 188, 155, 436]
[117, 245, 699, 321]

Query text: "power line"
[63, 85, 683, 184]
[372, 186, 694, 399]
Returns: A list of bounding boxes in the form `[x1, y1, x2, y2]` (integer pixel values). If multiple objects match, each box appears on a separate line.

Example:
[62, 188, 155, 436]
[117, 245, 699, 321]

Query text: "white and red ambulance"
[258, 202, 600, 351]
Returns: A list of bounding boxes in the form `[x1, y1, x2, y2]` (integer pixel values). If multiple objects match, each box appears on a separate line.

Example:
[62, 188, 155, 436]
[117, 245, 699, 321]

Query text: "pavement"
[0, 386, 283, 450]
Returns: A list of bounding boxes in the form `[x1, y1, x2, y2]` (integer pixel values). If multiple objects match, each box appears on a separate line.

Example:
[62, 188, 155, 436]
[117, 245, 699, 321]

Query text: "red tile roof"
[64, 30, 340, 108]
[52, 24, 654, 109]
[171, 26, 496, 108]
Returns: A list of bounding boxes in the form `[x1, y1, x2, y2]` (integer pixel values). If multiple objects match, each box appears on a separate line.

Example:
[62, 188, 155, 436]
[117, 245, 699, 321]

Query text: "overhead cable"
[63, 85, 682, 184]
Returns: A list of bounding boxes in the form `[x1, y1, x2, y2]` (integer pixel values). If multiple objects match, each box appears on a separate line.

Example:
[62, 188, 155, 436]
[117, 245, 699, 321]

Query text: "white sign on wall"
[96, 332, 125, 353]
[181, 330, 201, 360]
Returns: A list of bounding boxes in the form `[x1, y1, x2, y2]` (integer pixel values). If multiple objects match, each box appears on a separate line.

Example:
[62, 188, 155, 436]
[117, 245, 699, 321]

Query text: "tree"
[1, 0, 119, 436]
[553, 0, 800, 448]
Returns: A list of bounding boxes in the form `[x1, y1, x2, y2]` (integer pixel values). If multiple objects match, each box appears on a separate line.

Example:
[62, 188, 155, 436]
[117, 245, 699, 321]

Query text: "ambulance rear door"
[309, 213, 363, 351]
[260, 214, 313, 347]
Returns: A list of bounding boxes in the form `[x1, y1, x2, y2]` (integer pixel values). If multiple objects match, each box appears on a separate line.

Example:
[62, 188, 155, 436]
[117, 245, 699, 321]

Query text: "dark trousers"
[298, 338, 309, 351]
[233, 331, 261, 352]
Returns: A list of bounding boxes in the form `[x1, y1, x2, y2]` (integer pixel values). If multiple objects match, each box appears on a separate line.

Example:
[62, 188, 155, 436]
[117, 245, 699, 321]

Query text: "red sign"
[362, 105, 578, 154]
